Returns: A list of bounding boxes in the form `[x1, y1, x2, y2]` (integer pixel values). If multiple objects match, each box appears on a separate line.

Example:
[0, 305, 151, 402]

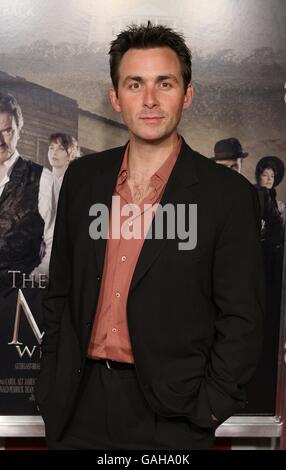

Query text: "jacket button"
[97, 276, 100, 281]
[78, 368, 81, 374]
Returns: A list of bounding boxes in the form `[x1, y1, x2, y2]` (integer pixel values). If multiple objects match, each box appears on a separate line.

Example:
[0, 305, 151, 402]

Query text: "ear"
[183, 82, 194, 110]
[109, 86, 121, 113]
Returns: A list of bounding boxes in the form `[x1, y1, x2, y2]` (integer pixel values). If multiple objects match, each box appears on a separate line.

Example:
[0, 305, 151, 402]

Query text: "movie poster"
[0, 0, 285, 418]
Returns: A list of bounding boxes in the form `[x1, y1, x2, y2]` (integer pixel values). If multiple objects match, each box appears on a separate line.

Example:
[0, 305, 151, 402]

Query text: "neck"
[53, 167, 67, 178]
[0, 149, 15, 165]
[128, 132, 179, 179]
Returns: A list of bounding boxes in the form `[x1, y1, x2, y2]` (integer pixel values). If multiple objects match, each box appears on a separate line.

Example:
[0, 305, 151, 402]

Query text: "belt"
[92, 358, 135, 370]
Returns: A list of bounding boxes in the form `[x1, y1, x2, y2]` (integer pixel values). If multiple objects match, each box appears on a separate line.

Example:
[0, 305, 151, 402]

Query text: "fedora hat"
[213, 138, 248, 161]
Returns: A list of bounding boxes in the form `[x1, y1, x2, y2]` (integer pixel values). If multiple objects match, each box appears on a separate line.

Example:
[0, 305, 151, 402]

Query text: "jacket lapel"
[88, 140, 200, 289]
[129, 140, 199, 292]
[89, 145, 126, 276]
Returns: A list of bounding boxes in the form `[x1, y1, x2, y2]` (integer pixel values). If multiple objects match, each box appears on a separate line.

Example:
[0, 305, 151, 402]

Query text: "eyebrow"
[0, 126, 13, 132]
[122, 74, 180, 86]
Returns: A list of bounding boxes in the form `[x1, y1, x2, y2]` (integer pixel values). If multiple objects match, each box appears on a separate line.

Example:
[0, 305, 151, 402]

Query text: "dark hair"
[255, 156, 285, 188]
[0, 93, 24, 129]
[49, 133, 73, 153]
[109, 22, 192, 95]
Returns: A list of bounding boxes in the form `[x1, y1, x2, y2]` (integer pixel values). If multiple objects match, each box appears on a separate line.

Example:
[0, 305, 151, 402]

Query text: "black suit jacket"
[35, 139, 264, 440]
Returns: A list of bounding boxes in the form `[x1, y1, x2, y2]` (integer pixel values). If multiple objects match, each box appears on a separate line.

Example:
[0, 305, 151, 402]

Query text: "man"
[0, 93, 54, 292]
[36, 23, 264, 450]
[212, 137, 248, 173]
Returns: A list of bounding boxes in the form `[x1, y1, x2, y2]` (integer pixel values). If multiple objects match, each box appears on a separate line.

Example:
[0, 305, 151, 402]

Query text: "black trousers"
[47, 359, 214, 450]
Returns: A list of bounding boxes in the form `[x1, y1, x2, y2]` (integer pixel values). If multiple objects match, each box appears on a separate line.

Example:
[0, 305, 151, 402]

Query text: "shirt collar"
[53, 173, 64, 182]
[153, 135, 182, 185]
[3, 149, 20, 177]
[117, 145, 129, 185]
[117, 135, 182, 186]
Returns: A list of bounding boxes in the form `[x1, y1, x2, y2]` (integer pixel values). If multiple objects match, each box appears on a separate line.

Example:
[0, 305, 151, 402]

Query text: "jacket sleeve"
[206, 180, 265, 421]
[40, 166, 72, 355]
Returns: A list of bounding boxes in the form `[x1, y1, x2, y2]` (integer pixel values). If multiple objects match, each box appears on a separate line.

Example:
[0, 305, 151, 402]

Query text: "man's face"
[0, 112, 20, 163]
[215, 158, 242, 173]
[109, 47, 193, 143]
[48, 139, 71, 170]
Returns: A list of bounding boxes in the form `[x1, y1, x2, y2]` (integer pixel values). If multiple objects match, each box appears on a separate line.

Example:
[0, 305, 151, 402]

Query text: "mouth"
[139, 116, 165, 124]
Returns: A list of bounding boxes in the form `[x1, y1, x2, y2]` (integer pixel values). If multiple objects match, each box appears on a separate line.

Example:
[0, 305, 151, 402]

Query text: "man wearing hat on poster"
[212, 137, 248, 173]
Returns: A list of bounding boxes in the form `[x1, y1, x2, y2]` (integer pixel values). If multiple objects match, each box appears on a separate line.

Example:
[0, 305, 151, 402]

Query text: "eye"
[2, 128, 13, 136]
[160, 82, 172, 89]
[128, 82, 140, 90]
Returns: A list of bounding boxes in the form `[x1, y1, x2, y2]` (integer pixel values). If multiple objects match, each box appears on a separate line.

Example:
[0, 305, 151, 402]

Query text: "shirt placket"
[105, 182, 134, 357]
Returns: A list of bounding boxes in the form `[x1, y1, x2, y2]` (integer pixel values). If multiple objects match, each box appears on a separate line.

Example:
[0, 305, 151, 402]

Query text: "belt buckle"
[105, 359, 112, 369]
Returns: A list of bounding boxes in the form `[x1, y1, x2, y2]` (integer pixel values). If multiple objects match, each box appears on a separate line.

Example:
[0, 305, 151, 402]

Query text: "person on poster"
[0, 93, 54, 292]
[255, 156, 285, 235]
[254, 156, 285, 286]
[36, 23, 264, 450]
[48, 133, 74, 206]
[212, 137, 248, 173]
[251, 157, 285, 415]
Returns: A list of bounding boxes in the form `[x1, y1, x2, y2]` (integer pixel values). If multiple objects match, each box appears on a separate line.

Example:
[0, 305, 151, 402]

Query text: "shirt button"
[128, 220, 133, 226]
[121, 256, 127, 262]
[111, 327, 118, 333]
[115, 292, 120, 298]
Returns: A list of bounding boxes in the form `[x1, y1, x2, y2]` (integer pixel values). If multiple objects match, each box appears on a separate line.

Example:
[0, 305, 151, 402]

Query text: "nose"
[143, 85, 159, 108]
